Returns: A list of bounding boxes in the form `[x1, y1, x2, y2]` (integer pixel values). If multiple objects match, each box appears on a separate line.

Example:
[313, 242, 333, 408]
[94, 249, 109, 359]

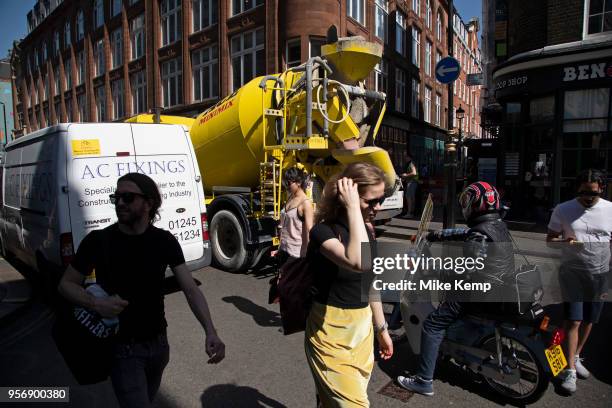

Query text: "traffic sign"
[436, 57, 461, 84]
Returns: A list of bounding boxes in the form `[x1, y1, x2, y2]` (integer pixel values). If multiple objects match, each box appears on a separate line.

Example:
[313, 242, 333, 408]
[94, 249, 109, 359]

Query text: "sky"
[0, 0, 483, 60]
[0, 0, 35, 59]
[455, 0, 483, 22]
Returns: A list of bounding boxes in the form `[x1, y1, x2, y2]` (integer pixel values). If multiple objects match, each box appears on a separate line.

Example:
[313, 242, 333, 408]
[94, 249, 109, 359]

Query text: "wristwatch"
[374, 321, 388, 335]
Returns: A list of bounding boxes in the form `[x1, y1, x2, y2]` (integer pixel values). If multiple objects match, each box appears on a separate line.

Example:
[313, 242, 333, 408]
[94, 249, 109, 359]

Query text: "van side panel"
[18, 132, 61, 269]
[2, 146, 24, 257]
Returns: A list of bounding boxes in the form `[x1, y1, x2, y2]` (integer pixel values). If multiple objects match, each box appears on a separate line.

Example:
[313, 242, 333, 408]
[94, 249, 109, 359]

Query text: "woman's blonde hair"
[315, 162, 386, 224]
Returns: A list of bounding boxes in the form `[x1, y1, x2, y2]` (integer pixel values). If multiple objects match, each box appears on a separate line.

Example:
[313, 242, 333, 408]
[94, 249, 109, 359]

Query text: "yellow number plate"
[545, 344, 567, 377]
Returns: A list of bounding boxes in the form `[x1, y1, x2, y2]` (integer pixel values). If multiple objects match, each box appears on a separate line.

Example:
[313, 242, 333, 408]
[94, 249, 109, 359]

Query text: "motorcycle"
[400, 298, 567, 404]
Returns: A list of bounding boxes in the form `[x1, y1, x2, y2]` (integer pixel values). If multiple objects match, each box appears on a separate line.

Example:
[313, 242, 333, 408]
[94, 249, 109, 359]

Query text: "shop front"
[492, 43, 612, 224]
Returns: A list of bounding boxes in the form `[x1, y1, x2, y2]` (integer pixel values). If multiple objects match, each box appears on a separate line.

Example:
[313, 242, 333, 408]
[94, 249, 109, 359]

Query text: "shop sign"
[562, 62, 612, 82]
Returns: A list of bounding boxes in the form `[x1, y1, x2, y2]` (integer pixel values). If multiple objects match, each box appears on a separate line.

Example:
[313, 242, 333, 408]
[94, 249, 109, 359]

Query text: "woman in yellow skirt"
[305, 163, 394, 407]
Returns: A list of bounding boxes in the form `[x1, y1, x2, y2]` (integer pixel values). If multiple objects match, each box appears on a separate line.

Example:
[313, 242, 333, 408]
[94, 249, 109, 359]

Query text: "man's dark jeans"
[416, 301, 463, 380]
[110, 333, 170, 408]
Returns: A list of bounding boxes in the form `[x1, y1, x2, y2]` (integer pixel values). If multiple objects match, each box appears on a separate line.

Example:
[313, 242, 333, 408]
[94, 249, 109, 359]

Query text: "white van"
[0, 123, 211, 275]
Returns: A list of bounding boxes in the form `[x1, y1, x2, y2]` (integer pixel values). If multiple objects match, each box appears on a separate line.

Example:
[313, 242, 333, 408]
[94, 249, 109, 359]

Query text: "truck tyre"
[210, 210, 252, 272]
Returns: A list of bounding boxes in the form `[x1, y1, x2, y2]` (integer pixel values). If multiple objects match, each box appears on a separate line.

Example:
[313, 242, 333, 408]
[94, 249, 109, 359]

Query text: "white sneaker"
[559, 369, 577, 394]
[574, 355, 591, 379]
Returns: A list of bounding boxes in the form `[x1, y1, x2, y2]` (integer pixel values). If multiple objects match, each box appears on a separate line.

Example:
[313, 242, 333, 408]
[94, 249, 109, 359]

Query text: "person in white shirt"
[547, 169, 611, 394]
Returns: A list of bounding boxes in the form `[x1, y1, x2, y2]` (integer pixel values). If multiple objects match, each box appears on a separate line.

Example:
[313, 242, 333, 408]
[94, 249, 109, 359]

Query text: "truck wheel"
[210, 210, 252, 272]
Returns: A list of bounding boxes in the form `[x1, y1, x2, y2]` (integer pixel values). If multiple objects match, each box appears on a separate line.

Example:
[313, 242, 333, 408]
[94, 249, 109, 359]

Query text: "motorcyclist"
[397, 181, 515, 396]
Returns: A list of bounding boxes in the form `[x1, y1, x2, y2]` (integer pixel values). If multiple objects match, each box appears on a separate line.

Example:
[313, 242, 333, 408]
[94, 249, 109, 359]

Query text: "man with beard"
[59, 173, 225, 407]
[547, 169, 612, 394]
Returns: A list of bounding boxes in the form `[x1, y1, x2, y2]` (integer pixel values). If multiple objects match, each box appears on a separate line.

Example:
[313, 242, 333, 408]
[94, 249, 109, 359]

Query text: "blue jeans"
[416, 301, 463, 380]
[110, 333, 170, 408]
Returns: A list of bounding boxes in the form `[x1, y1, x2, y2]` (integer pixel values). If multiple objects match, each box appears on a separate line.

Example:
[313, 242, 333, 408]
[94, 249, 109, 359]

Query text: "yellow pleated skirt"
[304, 301, 374, 408]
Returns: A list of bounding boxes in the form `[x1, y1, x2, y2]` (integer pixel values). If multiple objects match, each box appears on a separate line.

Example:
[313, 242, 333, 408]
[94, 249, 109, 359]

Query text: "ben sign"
[563, 62, 612, 82]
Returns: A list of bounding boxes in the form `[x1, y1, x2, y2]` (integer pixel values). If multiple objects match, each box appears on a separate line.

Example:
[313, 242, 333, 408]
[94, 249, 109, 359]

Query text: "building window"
[161, 58, 183, 107]
[309, 37, 325, 58]
[111, 0, 122, 17]
[77, 51, 85, 84]
[435, 93, 441, 126]
[94, 0, 104, 28]
[54, 31, 60, 57]
[347, 0, 365, 26]
[78, 93, 87, 121]
[192, 45, 219, 101]
[112, 79, 125, 119]
[436, 11, 443, 40]
[424, 86, 432, 123]
[193, 0, 218, 32]
[64, 57, 72, 90]
[64, 21, 71, 48]
[131, 70, 147, 114]
[44, 75, 49, 100]
[426, 0, 432, 28]
[411, 78, 420, 118]
[161, 0, 182, 47]
[425, 41, 432, 76]
[396, 11, 406, 56]
[43, 43, 48, 62]
[96, 86, 106, 121]
[131, 14, 145, 60]
[54, 72, 60, 96]
[94, 39, 106, 77]
[564, 88, 610, 132]
[43, 107, 49, 127]
[413, 0, 421, 16]
[374, 59, 388, 93]
[231, 27, 265, 91]
[412, 27, 421, 67]
[76, 11, 84, 41]
[111, 29, 123, 69]
[66, 97, 73, 121]
[375, 0, 388, 42]
[586, 0, 612, 35]
[232, 0, 263, 15]
[286, 38, 301, 68]
[54, 102, 61, 123]
[395, 68, 406, 113]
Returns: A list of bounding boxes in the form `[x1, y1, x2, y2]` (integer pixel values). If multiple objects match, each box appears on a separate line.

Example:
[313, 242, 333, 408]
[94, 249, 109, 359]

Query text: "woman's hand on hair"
[337, 177, 360, 212]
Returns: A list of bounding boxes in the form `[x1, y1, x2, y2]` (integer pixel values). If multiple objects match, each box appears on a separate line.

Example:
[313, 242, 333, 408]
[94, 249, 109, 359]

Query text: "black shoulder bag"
[52, 227, 118, 385]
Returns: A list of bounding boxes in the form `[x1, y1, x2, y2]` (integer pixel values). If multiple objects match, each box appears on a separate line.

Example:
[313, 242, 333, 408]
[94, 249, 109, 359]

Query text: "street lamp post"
[0, 101, 7, 149]
[444, 105, 465, 229]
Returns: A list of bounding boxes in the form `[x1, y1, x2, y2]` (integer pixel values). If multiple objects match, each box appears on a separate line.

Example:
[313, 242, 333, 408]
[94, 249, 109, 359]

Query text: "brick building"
[10, 0, 481, 190]
[481, 0, 612, 224]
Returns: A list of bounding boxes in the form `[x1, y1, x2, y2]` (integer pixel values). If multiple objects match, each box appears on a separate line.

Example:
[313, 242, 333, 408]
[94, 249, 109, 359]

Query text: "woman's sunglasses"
[361, 196, 386, 209]
[109, 192, 147, 204]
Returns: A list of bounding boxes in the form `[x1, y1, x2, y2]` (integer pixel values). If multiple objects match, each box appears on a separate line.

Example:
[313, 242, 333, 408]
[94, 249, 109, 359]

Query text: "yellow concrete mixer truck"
[127, 36, 403, 271]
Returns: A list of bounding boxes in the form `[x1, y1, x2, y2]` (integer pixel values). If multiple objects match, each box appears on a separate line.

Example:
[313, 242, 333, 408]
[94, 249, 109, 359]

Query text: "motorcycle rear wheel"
[479, 334, 549, 404]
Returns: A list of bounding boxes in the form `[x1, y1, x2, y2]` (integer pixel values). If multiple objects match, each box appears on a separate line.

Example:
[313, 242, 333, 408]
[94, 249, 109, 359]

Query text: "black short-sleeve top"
[307, 221, 376, 309]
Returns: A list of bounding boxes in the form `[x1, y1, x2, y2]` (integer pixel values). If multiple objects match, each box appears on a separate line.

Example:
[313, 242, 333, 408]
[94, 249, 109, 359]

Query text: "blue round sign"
[435, 57, 461, 84]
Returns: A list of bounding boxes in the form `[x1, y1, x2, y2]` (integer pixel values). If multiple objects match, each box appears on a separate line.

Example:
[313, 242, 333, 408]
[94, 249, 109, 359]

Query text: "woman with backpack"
[304, 163, 394, 407]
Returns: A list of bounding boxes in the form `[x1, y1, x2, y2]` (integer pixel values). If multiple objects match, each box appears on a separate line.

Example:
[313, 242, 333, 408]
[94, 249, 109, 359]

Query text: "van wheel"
[210, 210, 252, 272]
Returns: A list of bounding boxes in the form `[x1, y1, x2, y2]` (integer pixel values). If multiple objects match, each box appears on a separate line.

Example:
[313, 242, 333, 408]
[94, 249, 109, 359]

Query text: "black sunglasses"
[109, 192, 147, 204]
[361, 196, 386, 208]
[577, 191, 601, 197]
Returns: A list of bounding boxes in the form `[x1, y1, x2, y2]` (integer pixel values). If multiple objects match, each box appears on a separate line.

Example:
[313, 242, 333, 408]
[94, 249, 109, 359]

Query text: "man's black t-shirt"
[307, 221, 376, 309]
[71, 224, 185, 341]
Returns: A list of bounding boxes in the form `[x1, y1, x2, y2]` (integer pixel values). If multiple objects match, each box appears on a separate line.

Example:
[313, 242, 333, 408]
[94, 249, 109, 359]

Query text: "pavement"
[0, 256, 32, 322]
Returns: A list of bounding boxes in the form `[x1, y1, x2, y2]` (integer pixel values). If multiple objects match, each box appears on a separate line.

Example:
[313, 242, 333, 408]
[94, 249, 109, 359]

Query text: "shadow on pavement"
[221, 296, 281, 328]
[0, 301, 118, 407]
[197, 384, 287, 407]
